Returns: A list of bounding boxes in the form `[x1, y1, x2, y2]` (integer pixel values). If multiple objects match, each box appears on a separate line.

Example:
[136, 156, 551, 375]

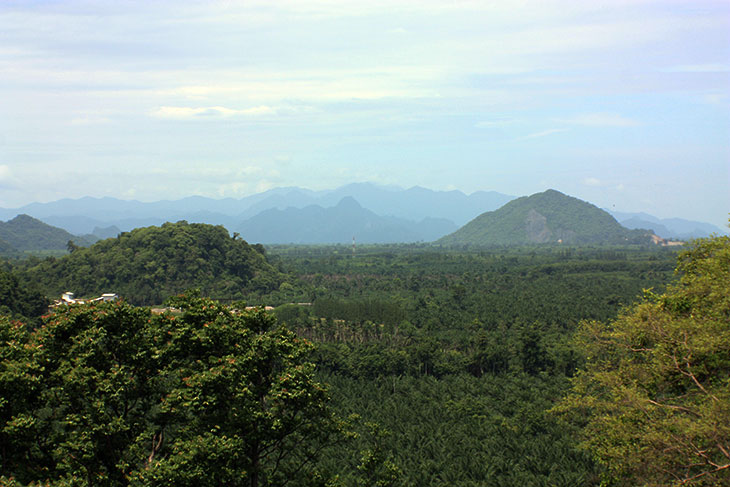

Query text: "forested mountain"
[439, 189, 653, 246]
[0, 214, 95, 251]
[236, 197, 457, 244]
[0, 238, 15, 255]
[16, 221, 285, 305]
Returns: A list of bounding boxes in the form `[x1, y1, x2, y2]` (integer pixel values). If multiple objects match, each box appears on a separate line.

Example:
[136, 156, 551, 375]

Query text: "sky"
[0, 0, 728, 227]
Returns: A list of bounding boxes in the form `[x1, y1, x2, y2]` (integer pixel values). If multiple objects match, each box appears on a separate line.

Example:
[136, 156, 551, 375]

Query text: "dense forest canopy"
[14, 221, 285, 306]
[0, 265, 48, 324]
[3, 218, 728, 486]
[0, 295, 337, 487]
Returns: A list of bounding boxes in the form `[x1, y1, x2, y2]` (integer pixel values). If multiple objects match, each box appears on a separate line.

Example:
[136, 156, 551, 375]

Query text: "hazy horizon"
[1, 1, 728, 227]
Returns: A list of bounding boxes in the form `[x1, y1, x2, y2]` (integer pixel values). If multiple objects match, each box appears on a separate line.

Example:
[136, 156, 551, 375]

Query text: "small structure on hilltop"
[51, 292, 119, 308]
[244, 305, 275, 311]
[98, 293, 119, 301]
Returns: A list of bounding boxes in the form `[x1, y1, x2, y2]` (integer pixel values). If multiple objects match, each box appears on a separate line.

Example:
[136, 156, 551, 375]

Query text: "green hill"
[0, 237, 16, 255]
[438, 189, 652, 246]
[18, 221, 284, 305]
[0, 214, 94, 251]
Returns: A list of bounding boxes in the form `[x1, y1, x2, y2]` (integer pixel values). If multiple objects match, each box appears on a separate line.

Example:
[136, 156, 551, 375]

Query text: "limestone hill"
[438, 189, 652, 246]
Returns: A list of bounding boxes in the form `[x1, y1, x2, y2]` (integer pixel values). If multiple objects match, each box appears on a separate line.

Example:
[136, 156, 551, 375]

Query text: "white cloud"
[518, 128, 569, 140]
[556, 113, 640, 127]
[583, 177, 603, 187]
[215, 181, 265, 198]
[160, 66, 442, 103]
[665, 63, 730, 73]
[70, 116, 112, 125]
[0, 165, 11, 180]
[150, 105, 276, 119]
[0, 165, 18, 189]
[703, 93, 728, 105]
[239, 106, 276, 116]
[178, 166, 266, 180]
[475, 119, 516, 128]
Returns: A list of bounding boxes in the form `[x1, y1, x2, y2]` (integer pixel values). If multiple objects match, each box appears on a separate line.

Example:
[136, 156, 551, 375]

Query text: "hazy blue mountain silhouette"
[236, 197, 457, 244]
[609, 210, 726, 239]
[0, 183, 723, 242]
[0, 183, 509, 236]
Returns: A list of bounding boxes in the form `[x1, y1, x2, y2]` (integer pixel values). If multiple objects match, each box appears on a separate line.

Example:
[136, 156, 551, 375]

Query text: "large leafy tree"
[0, 295, 337, 487]
[557, 234, 730, 486]
[135, 295, 338, 487]
[0, 302, 157, 486]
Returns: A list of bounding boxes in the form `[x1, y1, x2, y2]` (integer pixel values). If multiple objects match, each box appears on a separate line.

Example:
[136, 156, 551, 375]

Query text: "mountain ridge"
[438, 189, 653, 246]
[0, 183, 514, 234]
[608, 210, 726, 240]
[236, 197, 457, 244]
[1, 183, 724, 241]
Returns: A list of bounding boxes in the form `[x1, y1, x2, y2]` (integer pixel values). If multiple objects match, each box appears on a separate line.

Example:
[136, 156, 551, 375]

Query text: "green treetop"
[0, 295, 338, 487]
[556, 232, 730, 486]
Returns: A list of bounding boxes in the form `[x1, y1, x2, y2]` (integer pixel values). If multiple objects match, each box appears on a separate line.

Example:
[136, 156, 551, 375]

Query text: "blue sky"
[0, 0, 728, 227]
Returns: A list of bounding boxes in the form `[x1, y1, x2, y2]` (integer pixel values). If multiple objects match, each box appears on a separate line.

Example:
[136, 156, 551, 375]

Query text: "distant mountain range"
[438, 190, 653, 246]
[607, 211, 725, 240]
[0, 183, 514, 236]
[236, 197, 457, 244]
[0, 183, 725, 247]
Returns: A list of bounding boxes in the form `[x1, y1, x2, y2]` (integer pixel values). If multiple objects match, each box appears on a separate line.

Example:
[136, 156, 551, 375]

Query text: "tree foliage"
[16, 221, 285, 305]
[0, 295, 337, 486]
[0, 266, 48, 323]
[2, 241, 684, 486]
[557, 234, 730, 486]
